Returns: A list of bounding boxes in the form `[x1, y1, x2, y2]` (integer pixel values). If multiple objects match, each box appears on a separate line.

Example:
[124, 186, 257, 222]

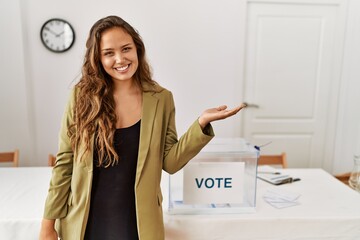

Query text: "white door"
[242, 0, 347, 169]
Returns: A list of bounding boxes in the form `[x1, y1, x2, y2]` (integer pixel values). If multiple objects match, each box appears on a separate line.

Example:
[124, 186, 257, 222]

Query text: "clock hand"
[56, 31, 64, 37]
[44, 27, 58, 36]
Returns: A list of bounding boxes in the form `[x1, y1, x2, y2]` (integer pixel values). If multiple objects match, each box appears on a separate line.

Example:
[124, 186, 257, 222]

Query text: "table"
[163, 169, 360, 240]
[1, 168, 360, 240]
[0, 167, 51, 240]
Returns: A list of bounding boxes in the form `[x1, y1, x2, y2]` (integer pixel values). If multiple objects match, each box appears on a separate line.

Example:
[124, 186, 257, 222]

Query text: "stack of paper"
[263, 188, 301, 208]
[257, 165, 294, 185]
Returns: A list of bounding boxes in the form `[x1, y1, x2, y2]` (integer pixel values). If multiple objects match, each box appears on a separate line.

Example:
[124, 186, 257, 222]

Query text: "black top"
[84, 120, 141, 240]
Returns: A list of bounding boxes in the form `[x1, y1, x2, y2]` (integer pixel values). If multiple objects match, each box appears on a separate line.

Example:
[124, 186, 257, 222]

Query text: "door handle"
[243, 102, 260, 108]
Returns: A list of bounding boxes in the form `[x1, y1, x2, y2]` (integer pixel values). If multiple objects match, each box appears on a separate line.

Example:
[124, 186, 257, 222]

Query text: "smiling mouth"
[115, 64, 130, 71]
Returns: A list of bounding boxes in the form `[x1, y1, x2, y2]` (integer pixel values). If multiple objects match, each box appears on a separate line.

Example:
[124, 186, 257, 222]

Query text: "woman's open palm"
[198, 104, 246, 129]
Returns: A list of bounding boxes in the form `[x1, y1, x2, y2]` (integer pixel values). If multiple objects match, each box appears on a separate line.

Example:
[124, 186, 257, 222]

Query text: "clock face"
[40, 18, 75, 53]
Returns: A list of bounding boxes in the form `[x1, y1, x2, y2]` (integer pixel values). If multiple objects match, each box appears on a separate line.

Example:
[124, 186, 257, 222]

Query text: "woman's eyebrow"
[121, 43, 132, 48]
[101, 48, 113, 52]
[101, 43, 132, 52]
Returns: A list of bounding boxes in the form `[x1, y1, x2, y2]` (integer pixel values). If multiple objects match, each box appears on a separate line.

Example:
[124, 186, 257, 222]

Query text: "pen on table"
[278, 177, 301, 184]
[258, 171, 281, 175]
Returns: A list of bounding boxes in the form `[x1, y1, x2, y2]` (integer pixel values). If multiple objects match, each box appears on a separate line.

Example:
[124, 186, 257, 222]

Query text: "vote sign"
[183, 162, 245, 204]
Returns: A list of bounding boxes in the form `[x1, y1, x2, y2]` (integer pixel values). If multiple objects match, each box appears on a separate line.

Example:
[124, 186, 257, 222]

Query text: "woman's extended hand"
[198, 103, 246, 129]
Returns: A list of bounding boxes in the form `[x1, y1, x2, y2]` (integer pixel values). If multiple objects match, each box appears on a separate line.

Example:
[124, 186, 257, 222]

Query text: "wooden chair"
[258, 152, 288, 168]
[0, 149, 19, 167]
[334, 172, 351, 185]
[48, 154, 56, 167]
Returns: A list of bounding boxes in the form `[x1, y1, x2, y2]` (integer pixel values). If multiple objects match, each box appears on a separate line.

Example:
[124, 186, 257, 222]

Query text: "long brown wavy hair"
[69, 16, 156, 167]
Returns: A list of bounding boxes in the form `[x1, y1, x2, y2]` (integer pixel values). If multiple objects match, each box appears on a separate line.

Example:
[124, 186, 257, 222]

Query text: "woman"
[39, 15, 245, 240]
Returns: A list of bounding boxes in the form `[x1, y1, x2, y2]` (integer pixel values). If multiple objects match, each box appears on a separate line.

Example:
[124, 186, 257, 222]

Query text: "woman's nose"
[115, 53, 125, 63]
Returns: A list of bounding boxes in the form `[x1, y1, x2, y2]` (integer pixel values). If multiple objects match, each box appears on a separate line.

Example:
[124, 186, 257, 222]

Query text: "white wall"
[0, 0, 359, 173]
[0, 1, 34, 165]
[333, 0, 360, 174]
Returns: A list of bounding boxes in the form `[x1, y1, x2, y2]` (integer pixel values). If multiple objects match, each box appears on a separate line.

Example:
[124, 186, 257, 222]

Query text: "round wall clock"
[40, 18, 75, 53]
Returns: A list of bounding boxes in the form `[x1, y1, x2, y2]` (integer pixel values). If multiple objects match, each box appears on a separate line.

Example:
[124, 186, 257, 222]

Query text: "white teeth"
[116, 65, 129, 71]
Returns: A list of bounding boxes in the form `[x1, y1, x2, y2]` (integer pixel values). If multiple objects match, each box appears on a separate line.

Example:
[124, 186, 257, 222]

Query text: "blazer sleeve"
[162, 91, 215, 174]
[43, 88, 75, 219]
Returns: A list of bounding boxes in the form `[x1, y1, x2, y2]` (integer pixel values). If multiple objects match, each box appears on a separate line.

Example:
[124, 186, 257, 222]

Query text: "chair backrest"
[258, 152, 288, 168]
[48, 154, 56, 167]
[0, 149, 19, 167]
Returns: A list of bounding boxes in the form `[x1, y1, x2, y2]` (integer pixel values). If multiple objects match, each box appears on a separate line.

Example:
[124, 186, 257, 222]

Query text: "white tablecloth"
[0, 167, 51, 240]
[163, 169, 360, 240]
[1, 168, 360, 240]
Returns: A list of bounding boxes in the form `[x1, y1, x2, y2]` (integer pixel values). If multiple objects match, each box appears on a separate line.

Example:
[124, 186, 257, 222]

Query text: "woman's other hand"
[198, 103, 246, 129]
[39, 219, 58, 240]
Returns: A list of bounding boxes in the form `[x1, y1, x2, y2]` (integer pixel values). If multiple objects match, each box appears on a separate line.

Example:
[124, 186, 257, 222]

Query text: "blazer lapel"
[75, 132, 94, 172]
[136, 91, 158, 186]
[84, 134, 94, 172]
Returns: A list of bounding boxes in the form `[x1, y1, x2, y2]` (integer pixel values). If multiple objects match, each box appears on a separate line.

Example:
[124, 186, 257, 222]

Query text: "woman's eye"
[123, 47, 131, 52]
[104, 52, 114, 56]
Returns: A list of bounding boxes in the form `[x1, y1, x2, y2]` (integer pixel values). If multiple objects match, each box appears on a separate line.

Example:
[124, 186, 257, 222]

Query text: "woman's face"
[100, 27, 138, 83]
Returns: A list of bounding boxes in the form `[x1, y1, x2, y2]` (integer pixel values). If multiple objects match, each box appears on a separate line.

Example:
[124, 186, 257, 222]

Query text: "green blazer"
[43, 83, 214, 240]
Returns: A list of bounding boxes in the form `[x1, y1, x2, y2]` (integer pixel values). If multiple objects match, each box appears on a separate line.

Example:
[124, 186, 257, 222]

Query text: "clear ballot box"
[167, 138, 259, 214]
